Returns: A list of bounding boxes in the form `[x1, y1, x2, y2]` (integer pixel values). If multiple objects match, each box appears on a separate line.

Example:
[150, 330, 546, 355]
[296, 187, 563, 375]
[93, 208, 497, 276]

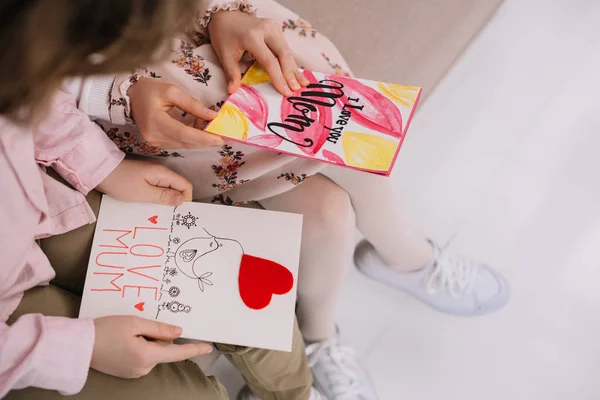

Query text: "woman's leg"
[260, 173, 379, 400]
[323, 167, 433, 271]
[323, 166, 510, 317]
[259, 174, 356, 342]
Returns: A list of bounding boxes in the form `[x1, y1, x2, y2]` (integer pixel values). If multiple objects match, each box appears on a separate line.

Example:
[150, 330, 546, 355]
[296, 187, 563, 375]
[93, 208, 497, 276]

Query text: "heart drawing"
[148, 215, 158, 225]
[134, 302, 145, 312]
[238, 254, 294, 310]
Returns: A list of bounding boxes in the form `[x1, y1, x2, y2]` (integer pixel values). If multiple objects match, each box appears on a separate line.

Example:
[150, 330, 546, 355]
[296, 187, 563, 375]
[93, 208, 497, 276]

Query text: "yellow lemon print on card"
[241, 63, 271, 86]
[342, 132, 397, 171]
[376, 82, 420, 108]
[206, 103, 249, 140]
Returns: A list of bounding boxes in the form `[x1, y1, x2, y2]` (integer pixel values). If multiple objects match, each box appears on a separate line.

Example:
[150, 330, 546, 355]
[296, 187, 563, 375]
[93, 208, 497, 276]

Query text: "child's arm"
[33, 90, 194, 204]
[0, 314, 94, 397]
[32, 90, 125, 195]
[0, 128, 95, 397]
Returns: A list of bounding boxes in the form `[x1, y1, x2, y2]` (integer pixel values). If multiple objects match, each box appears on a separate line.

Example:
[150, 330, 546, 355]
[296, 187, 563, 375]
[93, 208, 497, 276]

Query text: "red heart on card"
[238, 254, 294, 310]
[134, 302, 145, 312]
[148, 215, 158, 225]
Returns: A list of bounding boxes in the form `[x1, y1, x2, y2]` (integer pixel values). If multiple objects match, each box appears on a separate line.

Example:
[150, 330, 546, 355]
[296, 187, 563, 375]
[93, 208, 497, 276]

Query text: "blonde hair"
[0, 0, 197, 121]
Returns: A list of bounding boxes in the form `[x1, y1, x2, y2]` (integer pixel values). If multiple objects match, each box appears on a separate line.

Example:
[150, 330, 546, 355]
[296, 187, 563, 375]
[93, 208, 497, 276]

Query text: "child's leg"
[259, 174, 356, 342]
[215, 319, 313, 400]
[40, 189, 102, 296]
[323, 167, 433, 271]
[6, 285, 228, 400]
[39, 191, 314, 400]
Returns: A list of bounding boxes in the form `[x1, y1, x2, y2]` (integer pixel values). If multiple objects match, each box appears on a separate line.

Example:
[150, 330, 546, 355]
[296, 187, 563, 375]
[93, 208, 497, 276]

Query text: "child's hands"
[91, 316, 212, 378]
[128, 78, 224, 149]
[96, 159, 193, 206]
[208, 11, 309, 96]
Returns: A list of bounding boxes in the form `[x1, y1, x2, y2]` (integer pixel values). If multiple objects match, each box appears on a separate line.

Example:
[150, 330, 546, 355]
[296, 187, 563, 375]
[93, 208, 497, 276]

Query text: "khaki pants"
[5, 191, 312, 400]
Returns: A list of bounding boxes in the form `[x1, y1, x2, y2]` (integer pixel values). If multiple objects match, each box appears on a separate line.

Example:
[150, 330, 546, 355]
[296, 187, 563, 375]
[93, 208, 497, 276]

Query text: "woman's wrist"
[199, 0, 257, 29]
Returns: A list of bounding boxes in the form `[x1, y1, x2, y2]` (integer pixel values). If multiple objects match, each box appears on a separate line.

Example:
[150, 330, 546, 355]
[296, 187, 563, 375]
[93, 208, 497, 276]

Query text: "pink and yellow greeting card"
[205, 63, 422, 176]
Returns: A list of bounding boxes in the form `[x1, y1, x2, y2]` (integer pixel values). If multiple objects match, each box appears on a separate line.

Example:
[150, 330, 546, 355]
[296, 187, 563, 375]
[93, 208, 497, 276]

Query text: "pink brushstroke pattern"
[278, 70, 332, 156]
[322, 150, 345, 165]
[245, 134, 284, 147]
[229, 84, 268, 130]
[326, 75, 403, 138]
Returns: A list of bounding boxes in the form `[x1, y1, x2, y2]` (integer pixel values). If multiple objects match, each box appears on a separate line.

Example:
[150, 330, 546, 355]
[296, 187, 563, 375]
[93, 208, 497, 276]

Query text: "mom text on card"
[266, 79, 364, 148]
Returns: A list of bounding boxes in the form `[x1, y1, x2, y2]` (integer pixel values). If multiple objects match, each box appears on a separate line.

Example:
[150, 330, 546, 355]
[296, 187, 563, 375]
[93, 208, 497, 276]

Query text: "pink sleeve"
[33, 90, 125, 195]
[0, 316, 95, 397]
[0, 126, 96, 396]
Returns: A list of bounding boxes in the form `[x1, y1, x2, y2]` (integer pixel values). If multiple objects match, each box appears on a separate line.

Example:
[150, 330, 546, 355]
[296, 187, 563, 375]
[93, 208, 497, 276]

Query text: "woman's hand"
[128, 78, 224, 149]
[96, 159, 193, 206]
[208, 11, 309, 96]
[91, 316, 212, 378]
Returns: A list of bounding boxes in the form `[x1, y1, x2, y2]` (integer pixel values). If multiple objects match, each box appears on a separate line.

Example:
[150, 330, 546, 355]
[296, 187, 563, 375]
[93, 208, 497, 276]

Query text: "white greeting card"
[79, 196, 303, 351]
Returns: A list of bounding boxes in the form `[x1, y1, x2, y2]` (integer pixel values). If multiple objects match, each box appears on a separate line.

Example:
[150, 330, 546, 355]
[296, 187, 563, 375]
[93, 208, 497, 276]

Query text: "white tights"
[259, 169, 433, 341]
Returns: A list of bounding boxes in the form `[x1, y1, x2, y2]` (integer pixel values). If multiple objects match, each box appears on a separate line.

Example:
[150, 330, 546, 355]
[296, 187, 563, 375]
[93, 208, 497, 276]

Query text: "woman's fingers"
[277, 48, 301, 91]
[251, 41, 292, 96]
[296, 69, 310, 87]
[265, 33, 303, 92]
[155, 113, 224, 148]
[218, 48, 244, 94]
[165, 85, 218, 120]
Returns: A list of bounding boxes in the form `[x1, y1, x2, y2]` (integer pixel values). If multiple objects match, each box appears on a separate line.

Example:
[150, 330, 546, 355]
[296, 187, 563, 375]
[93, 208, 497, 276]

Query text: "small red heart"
[148, 215, 158, 225]
[134, 302, 145, 312]
[238, 254, 294, 310]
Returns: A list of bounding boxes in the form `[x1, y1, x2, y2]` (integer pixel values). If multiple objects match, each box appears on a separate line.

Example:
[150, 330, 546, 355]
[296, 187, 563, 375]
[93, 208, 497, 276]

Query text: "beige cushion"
[277, 0, 504, 101]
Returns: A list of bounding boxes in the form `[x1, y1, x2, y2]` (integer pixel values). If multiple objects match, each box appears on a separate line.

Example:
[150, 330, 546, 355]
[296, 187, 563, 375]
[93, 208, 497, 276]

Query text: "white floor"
[210, 0, 600, 398]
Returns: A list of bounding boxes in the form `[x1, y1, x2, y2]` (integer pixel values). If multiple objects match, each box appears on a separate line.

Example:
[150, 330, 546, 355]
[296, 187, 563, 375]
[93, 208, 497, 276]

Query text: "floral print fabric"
[104, 0, 353, 204]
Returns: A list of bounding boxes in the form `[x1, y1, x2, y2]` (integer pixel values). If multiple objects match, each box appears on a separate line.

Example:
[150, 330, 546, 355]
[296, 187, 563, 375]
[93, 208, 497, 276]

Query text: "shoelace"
[306, 339, 362, 400]
[425, 244, 478, 298]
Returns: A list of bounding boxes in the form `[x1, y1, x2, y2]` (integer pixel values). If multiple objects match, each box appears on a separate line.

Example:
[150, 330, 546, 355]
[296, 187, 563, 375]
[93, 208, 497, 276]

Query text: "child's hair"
[0, 0, 196, 121]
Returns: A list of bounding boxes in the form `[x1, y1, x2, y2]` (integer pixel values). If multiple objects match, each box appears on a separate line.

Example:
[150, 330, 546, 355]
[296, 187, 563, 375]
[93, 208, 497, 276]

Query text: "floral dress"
[101, 0, 352, 205]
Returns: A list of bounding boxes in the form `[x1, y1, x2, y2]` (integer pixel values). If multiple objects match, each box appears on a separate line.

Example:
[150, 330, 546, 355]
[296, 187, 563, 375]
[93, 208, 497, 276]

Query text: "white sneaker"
[306, 333, 379, 400]
[237, 385, 325, 400]
[355, 239, 510, 316]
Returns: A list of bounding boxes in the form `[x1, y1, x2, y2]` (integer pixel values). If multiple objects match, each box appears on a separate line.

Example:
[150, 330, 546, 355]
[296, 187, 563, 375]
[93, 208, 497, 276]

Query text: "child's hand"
[208, 11, 309, 96]
[96, 159, 193, 206]
[91, 316, 212, 378]
[128, 78, 224, 149]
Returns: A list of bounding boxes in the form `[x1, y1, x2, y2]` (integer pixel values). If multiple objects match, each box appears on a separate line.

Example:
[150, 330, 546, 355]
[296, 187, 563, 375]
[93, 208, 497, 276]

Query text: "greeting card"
[79, 196, 303, 351]
[205, 63, 422, 176]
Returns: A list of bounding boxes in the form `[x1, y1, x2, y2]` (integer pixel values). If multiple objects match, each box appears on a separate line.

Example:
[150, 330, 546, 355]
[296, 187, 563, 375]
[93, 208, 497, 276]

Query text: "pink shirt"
[0, 3, 259, 395]
[0, 91, 124, 397]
